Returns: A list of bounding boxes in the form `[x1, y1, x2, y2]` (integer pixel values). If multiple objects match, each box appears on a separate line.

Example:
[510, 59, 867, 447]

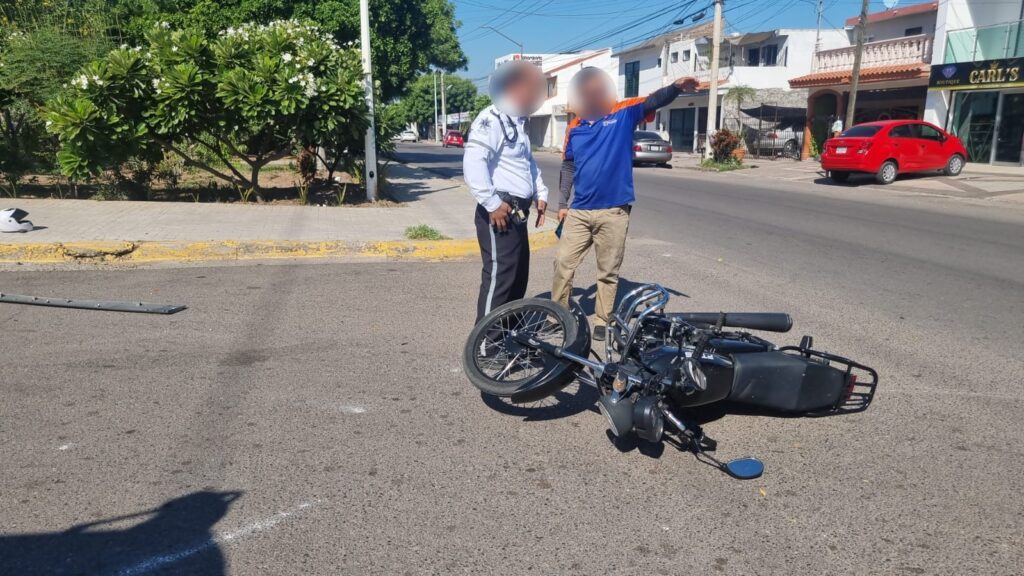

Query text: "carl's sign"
[929, 58, 1023, 90]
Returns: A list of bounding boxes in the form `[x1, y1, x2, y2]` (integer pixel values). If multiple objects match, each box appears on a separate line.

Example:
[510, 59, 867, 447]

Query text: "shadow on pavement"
[480, 379, 599, 422]
[0, 490, 241, 576]
[813, 169, 949, 187]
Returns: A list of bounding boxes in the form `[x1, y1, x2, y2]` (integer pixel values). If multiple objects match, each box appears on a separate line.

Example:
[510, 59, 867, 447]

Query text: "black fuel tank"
[642, 346, 735, 407]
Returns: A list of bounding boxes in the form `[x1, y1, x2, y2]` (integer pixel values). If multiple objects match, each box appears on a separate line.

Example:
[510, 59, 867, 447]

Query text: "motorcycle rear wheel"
[463, 298, 581, 399]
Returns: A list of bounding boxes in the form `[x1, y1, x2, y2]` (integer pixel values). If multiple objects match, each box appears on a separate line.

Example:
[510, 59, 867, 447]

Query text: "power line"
[552, 1, 695, 53]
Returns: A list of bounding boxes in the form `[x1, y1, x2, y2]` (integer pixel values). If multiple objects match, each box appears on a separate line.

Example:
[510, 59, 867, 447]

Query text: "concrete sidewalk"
[0, 163, 557, 265]
[534, 148, 1021, 201]
[672, 152, 1024, 201]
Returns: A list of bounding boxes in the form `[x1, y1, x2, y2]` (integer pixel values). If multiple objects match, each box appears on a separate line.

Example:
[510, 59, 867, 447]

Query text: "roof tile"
[788, 64, 929, 88]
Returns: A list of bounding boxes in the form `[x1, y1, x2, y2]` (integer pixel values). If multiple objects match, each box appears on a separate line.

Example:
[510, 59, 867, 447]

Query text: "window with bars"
[624, 61, 640, 97]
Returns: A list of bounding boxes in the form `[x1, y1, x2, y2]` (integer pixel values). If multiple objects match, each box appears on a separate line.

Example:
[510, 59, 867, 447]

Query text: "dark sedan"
[632, 130, 673, 166]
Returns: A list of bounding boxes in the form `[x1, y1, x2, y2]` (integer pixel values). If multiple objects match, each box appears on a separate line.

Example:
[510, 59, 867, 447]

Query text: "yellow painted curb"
[0, 231, 559, 265]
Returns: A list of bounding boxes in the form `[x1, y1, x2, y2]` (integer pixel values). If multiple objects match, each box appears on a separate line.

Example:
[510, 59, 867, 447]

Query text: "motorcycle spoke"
[475, 305, 567, 383]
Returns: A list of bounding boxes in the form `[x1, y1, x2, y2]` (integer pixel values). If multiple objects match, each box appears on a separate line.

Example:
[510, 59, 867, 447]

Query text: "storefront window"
[951, 91, 998, 162]
[995, 93, 1024, 164]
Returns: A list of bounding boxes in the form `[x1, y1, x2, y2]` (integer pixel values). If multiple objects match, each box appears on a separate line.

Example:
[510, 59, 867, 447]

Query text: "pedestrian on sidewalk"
[464, 60, 548, 322]
[553, 67, 699, 341]
[830, 115, 844, 139]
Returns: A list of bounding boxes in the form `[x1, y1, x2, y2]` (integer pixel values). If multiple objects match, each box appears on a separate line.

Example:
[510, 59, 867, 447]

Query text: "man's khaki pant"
[552, 207, 630, 327]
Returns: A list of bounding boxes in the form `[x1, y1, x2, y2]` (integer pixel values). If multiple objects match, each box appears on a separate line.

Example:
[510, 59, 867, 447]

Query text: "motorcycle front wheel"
[463, 298, 582, 400]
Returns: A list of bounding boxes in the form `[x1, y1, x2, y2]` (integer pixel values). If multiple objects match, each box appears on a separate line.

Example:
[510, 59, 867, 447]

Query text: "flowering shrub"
[710, 128, 742, 163]
[46, 20, 369, 199]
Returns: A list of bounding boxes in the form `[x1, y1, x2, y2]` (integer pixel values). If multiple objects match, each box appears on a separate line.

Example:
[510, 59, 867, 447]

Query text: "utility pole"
[846, 0, 869, 129]
[704, 0, 723, 160]
[359, 0, 377, 201]
[433, 70, 439, 141]
[440, 71, 448, 138]
[814, 0, 824, 53]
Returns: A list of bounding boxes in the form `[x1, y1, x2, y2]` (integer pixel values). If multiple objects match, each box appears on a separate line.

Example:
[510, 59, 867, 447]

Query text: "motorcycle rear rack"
[778, 345, 878, 415]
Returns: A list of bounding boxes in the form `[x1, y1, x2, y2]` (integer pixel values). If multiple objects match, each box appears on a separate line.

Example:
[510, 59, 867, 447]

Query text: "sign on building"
[929, 58, 1024, 91]
[445, 111, 472, 125]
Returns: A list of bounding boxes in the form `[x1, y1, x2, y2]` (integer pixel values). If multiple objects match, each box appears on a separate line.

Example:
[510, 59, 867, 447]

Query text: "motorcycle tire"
[463, 298, 585, 401]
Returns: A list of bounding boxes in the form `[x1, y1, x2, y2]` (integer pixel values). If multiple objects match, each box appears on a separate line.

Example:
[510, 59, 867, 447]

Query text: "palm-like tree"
[722, 84, 757, 145]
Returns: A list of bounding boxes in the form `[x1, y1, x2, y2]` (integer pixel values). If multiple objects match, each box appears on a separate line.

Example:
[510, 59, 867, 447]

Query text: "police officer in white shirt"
[464, 61, 548, 321]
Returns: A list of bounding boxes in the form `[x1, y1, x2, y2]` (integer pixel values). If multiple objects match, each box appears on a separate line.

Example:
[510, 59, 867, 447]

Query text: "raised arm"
[642, 77, 700, 115]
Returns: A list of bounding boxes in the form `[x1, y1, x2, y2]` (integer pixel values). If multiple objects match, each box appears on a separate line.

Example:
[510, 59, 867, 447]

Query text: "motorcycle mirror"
[723, 457, 764, 480]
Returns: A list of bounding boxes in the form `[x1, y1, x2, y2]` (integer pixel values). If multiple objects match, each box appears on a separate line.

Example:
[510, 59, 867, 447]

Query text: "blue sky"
[453, 0, 901, 87]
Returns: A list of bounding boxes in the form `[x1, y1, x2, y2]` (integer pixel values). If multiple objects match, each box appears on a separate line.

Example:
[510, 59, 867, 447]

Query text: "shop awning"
[727, 31, 776, 45]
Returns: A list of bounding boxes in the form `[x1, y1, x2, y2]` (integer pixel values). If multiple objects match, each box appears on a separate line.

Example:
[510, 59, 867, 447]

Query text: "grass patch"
[405, 224, 450, 241]
[699, 158, 748, 172]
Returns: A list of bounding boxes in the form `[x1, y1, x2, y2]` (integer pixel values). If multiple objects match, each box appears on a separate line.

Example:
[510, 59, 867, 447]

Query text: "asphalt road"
[2, 146, 1022, 575]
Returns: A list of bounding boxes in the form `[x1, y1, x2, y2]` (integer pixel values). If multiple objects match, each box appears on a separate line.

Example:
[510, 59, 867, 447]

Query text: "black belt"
[496, 192, 533, 211]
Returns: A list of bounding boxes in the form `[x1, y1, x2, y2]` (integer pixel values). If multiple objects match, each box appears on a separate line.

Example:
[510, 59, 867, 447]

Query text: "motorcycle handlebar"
[669, 312, 793, 333]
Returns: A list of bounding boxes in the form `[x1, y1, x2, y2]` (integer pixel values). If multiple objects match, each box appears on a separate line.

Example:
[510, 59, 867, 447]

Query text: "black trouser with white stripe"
[475, 200, 531, 322]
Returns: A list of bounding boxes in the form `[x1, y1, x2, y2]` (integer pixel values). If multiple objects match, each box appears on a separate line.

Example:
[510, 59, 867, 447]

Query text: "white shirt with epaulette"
[463, 105, 549, 212]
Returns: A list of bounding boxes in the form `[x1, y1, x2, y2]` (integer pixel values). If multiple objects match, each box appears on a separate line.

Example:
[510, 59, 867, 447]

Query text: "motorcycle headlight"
[597, 393, 634, 437]
[632, 396, 664, 443]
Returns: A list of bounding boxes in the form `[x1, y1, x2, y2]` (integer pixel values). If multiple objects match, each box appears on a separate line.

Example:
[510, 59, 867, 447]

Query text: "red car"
[442, 129, 464, 148]
[821, 120, 967, 185]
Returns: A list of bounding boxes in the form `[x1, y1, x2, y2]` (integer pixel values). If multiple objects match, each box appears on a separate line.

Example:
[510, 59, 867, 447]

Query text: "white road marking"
[113, 500, 318, 576]
[338, 405, 367, 414]
[57, 444, 72, 451]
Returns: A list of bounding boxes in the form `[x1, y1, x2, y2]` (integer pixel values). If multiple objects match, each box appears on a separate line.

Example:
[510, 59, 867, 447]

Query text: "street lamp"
[482, 25, 524, 57]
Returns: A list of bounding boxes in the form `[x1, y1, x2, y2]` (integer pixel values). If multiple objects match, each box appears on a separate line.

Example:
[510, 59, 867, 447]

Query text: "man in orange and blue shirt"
[553, 67, 699, 340]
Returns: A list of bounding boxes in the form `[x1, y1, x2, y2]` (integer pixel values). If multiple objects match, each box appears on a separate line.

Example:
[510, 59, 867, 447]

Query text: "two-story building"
[925, 0, 1024, 167]
[789, 2, 939, 158]
[616, 23, 845, 154]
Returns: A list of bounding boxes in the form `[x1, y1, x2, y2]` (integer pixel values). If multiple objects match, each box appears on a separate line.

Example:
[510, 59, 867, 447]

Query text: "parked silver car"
[396, 130, 419, 143]
[632, 130, 673, 166]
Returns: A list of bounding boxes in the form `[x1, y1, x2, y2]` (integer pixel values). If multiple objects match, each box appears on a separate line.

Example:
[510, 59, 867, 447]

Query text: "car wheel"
[784, 139, 800, 160]
[829, 170, 850, 183]
[876, 160, 898, 185]
[944, 154, 965, 176]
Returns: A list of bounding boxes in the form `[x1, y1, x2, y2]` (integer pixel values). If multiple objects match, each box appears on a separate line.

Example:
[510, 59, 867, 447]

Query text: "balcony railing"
[944, 19, 1024, 63]
[813, 34, 933, 72]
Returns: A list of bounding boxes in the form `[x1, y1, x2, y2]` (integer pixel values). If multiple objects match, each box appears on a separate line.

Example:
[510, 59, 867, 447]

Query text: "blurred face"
[569, 68, 615, 120]
[491, 61, 544, 117]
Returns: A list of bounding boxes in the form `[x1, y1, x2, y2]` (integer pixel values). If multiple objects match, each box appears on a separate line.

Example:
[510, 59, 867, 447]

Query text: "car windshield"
[448, 131, 462, 137]
[841, 125, 881, 137]
[634, 131, 663, 141]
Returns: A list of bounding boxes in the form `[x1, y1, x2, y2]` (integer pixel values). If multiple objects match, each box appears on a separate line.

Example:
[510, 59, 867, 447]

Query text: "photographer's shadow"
[0, 490, 241, 576]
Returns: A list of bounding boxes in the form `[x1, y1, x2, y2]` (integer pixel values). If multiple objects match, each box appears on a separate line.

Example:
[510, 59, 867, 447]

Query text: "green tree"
[46, 20, 368, 200]
[722, 84, 756, 145]
[0, 1, 113, 196]
[98, 0, 466, 99]
[396, 73, 476, 128]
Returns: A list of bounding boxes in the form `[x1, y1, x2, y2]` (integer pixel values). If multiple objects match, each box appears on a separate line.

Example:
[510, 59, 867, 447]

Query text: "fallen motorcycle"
[463, 284, 877, 479]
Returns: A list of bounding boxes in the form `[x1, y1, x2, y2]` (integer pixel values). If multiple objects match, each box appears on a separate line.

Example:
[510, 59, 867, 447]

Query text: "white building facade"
[925, 0, 1024, 167]
[790, 2, 940, 159]
[616, 23, 846, 154]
